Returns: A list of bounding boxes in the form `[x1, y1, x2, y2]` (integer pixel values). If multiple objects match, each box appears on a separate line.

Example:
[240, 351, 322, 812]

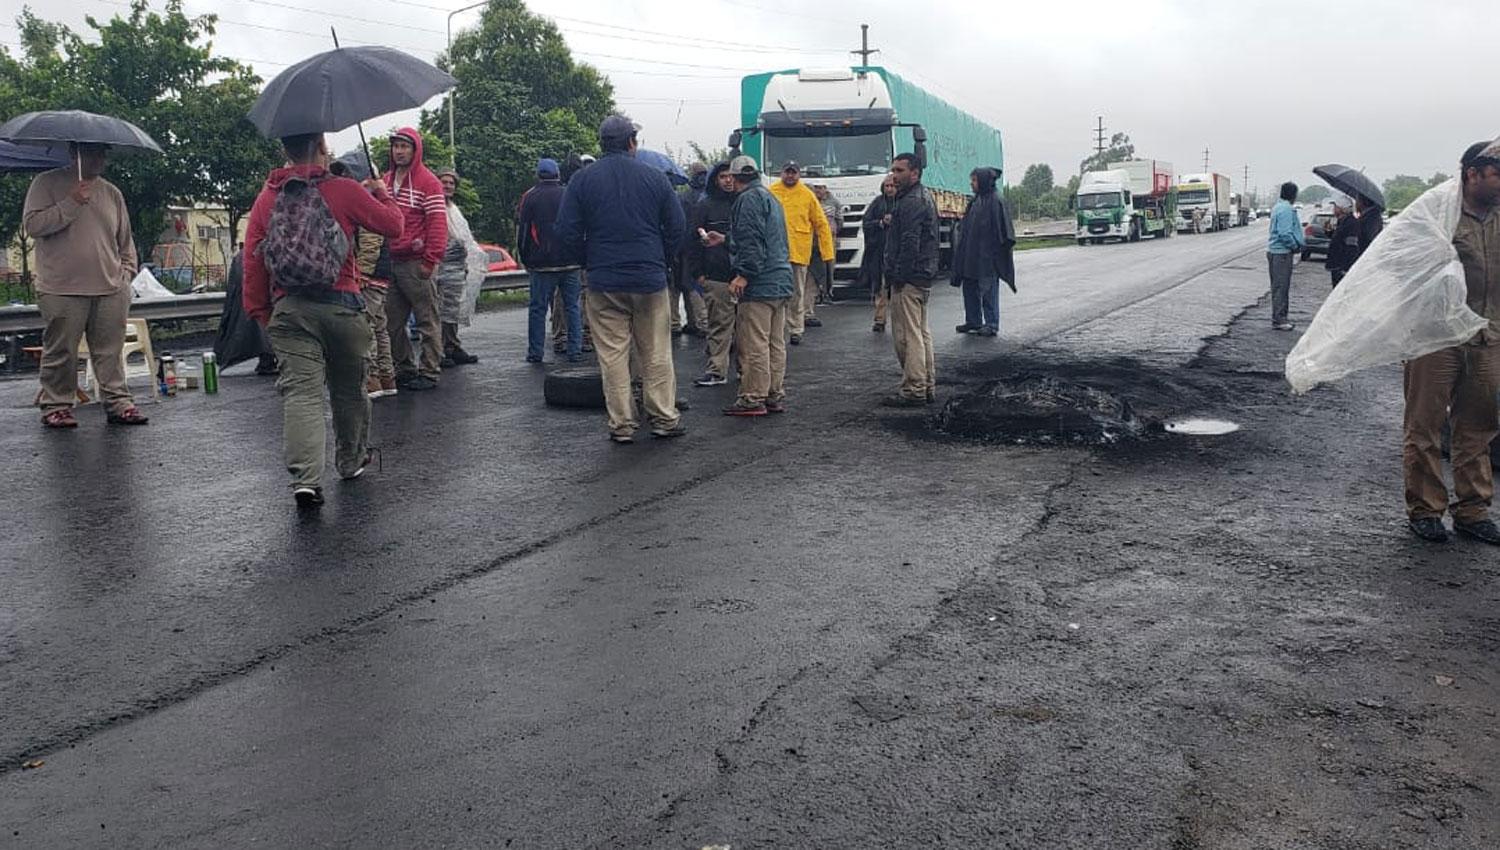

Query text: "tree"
[1019, 163, 1054, 198]
[1079, 132, 1134, 174]
[1381, 175, 1430, 211]
[687, 141, 730, 167]
[426, 0, 615, 246]
[1297, 185, 1331, 204]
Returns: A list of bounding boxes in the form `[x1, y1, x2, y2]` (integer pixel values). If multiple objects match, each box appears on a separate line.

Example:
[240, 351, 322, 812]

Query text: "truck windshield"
[764, 133, 892, 177]
[1076, 192, 1121, 210]
[1178, 190, 1210, 205]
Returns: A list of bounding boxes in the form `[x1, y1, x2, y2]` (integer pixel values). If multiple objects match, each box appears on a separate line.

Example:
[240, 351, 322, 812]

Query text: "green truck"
[730, 66, 1003, 274]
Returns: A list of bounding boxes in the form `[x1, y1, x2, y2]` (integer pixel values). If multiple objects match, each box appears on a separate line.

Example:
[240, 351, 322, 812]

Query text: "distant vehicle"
[1229, 192, 1250, 227]
[1175, 172, 1232, 232]
[1302, 212, 1335, 260]
[479, 243, 518, 273]
[1073, 158, 1176, 244]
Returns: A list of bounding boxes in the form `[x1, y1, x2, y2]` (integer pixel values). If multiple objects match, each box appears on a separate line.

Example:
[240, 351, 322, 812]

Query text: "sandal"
[107, 406, 150, 426]
[42, 408, 78, 429]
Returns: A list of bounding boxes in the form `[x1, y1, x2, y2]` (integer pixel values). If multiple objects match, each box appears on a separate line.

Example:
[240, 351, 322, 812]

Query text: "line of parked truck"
[1072, 162, 1256, 245]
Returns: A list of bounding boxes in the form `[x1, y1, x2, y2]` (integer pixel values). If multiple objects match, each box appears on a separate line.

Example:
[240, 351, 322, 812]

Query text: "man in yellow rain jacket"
[769, 161, 835, 345]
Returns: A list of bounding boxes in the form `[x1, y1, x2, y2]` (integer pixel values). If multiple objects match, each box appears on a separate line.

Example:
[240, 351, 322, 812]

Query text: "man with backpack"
[243, 132, 404, 508]
[516, 158, 582, 363]
[382, 128, 448, 391]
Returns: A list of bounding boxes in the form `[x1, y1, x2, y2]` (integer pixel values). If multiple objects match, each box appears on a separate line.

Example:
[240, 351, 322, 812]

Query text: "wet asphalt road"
[12, 224, 1487, 848]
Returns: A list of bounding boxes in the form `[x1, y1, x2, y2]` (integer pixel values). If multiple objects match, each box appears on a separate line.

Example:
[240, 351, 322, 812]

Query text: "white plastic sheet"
[1285, 177, 1488, 393]
[129, 266, 174, 300]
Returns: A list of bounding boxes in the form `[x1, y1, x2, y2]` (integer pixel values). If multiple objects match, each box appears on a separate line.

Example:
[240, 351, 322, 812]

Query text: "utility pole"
[446, 0, 489, 165]
[1094, 116, 1107, 155]
[1243, 164, 1249, 189]
[1202, 147, 1211, 172]
[851, 24, 879, 67]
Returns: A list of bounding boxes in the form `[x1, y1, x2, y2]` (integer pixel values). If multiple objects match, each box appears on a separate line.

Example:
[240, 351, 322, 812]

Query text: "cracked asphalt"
[3, 225, 1495, 849]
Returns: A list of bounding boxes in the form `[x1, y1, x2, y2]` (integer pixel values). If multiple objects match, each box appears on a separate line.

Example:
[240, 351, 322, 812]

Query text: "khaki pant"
[890, 282, 935, 399]
[36, 287, 134, 414]
[268, 295, 373, 489]
[735, 298, 788, 406]
[1403, 344, 1500, 522]
[873, 281, 889, 326]
[586, 288, 679, 436]
[701, 278, 737, 378]
[386, 260, 441, 381]
[362, 283, 393, 381]
[786, 263, 812, 336]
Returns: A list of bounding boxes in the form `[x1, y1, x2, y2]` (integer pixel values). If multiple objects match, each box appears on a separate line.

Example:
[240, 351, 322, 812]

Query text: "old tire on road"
[544, 365, 606, 409]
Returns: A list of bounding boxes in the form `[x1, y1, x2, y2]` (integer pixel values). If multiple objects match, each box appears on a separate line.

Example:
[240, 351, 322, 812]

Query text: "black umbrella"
[1313, 164, 1385, 209]
[247, 43, 455, 140]
[0, 139, 70, 173]
[0, 110, 163, 153]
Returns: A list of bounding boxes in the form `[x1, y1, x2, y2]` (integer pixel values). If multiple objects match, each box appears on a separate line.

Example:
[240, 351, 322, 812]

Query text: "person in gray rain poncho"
[434, 168, 489, 366]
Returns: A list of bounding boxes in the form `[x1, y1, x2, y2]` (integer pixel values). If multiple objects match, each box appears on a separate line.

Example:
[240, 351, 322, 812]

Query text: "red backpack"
[257, 175, 349, 291]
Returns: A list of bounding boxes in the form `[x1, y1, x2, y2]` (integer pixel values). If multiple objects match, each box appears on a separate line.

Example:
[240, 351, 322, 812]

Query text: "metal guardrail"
[0, 270, 532, 335]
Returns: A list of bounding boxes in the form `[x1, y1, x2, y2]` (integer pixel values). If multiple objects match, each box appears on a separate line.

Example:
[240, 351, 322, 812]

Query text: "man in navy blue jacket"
[556, 115, 687, 443]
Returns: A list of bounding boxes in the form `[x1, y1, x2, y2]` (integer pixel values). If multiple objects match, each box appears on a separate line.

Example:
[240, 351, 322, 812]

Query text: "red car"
[478, 243, 519, 273]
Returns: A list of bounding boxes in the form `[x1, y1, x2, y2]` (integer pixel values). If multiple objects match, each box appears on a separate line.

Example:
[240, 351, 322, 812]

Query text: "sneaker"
[880, 394, 927, 408]
[723, 401, 767, 417]
[1273, 322, 1296, 331]
[341, 447, 381, 481]
[610, 432, 635, 444]
[448, 347, 479, 365]
[955, 323, 978, 334]
[254, 355, 279, 376]
[789, 333, 802, 346]
[978, 326, 998, 337]
[1455, 518, 1500, 545]
[694, 372, 728, 387]
[525, 354, 543, 364]
[378, 377, 398, 397]
[293, 487, 324, 509]
[399, 375, 438, 391]
[872, 322, 885, 333]
[805, 317, 823, 328]
[1408, 517, 1449, 542]
[366, 376, 383, 397]
[764, 399, 787, 414]
[651, 424, 689, 439]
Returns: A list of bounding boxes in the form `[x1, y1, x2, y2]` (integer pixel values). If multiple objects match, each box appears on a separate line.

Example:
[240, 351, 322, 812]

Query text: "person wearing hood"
[770, 162, 835, 344]
[555, 114, 687, 444]
[686, 161, 739, 386]
[242, 132, 403, 508]
[516, 157, 583, 362]
[861, 175, 898, 332]
[669, 162, 711, 339]
[433, 168, 488, 367]
[382, 127, 448, 391]
[704, 156, 795, 416]
[949, 166, 1016, 337]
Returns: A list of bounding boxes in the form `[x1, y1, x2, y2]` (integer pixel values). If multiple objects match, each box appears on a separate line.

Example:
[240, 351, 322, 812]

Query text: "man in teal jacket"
[1267, 181, 1307, 331]
[707, 155, 794, 416]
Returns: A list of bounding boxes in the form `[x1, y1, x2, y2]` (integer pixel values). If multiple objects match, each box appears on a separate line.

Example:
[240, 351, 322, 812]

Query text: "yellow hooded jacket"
[769, 179, 836, 266]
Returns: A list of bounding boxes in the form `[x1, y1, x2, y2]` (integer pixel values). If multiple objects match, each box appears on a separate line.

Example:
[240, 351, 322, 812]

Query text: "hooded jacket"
[686, 162, 736, 283]
[861, 191, 895, 284]
[951, 168, 1017, 291]
[242, 163, 403, 324]
[554, 149, 685, 293]
[884, 178, 940, 285]
[769, 178, 835, 266]
[515, 177, 577, 271]
[729, 175, 795, 301]
[382, 128, 447, 268]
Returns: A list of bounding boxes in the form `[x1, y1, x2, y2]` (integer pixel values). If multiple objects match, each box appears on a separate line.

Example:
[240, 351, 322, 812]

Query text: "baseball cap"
[598, 114, 639, 142]
[780, 160, 800, 173]
[729, 155, 758, 178]
[688, 162, 709, 176]
[1462, 140, 1500, 170]
[537, 158, 560, 178]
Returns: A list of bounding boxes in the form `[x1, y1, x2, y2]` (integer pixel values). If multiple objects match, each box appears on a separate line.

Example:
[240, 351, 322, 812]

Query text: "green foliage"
[1019, 163, 1054, 197]
[1382, 172, 1448, 212]
[1297, 185, 1331, 204]
[1004, 168, 1077, 220]
[687, 141, 731, 167]
[366, 128, 480, 222]
[1079, 132, 1135, 175]
[424, 0, 614, 247]
[0, 1, 282, 264]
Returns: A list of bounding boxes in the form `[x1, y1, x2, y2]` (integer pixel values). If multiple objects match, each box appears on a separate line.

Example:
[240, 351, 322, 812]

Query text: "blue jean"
[528, 271, 582, 359]
[962, 275, 1001, 330]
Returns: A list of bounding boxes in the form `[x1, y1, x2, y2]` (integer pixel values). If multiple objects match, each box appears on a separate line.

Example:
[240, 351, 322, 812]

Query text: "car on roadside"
[478, 243, 519, 274]
[1301, 212, 1335, 260]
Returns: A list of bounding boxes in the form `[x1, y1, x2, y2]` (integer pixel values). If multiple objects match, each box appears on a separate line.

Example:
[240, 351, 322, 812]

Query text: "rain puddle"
[1164, 417, 1240, 436]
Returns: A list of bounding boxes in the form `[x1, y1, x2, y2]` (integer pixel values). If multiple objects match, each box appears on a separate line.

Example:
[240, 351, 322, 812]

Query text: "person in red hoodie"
[243, 132, 403, 508]
[381, 127, 448, 391]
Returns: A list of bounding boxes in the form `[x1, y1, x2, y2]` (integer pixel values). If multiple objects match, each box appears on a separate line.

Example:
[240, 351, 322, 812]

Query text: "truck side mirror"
[727, 131, 742, 158]
[912, 126, 927, 171]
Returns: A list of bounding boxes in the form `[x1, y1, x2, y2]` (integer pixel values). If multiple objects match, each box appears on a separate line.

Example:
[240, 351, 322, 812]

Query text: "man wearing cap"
[555, 115, 687, 443]
[517, 157, 583, 362]
[1403, 141, 1500, 545]
[769, 161, 835, 344]
[24, 142, 150, 428]
[382, 127, 447, 391]
[705, 156, 794, 415]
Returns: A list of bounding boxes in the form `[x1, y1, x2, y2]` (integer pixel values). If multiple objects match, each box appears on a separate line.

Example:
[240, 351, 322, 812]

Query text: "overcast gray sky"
[12, 0, 1496, 197]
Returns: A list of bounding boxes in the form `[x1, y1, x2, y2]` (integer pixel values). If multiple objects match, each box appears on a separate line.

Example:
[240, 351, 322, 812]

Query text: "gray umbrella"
[247, 45, 456, 138]
[0, 140, 70, 172]
[1313, 164, 1385, 209]
[0, 110, 163, 153]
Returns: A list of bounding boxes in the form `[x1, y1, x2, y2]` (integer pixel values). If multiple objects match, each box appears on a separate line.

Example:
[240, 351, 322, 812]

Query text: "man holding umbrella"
[22, 139, 149, 427]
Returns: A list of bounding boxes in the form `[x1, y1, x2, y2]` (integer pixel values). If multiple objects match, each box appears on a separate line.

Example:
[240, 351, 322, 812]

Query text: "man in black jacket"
[862, 175, 897, 332]
[516, 158, 583, 362]
[882, 152, 940, 406]
[687, 162, 739, 386]
[950, 166, 1016, 336]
